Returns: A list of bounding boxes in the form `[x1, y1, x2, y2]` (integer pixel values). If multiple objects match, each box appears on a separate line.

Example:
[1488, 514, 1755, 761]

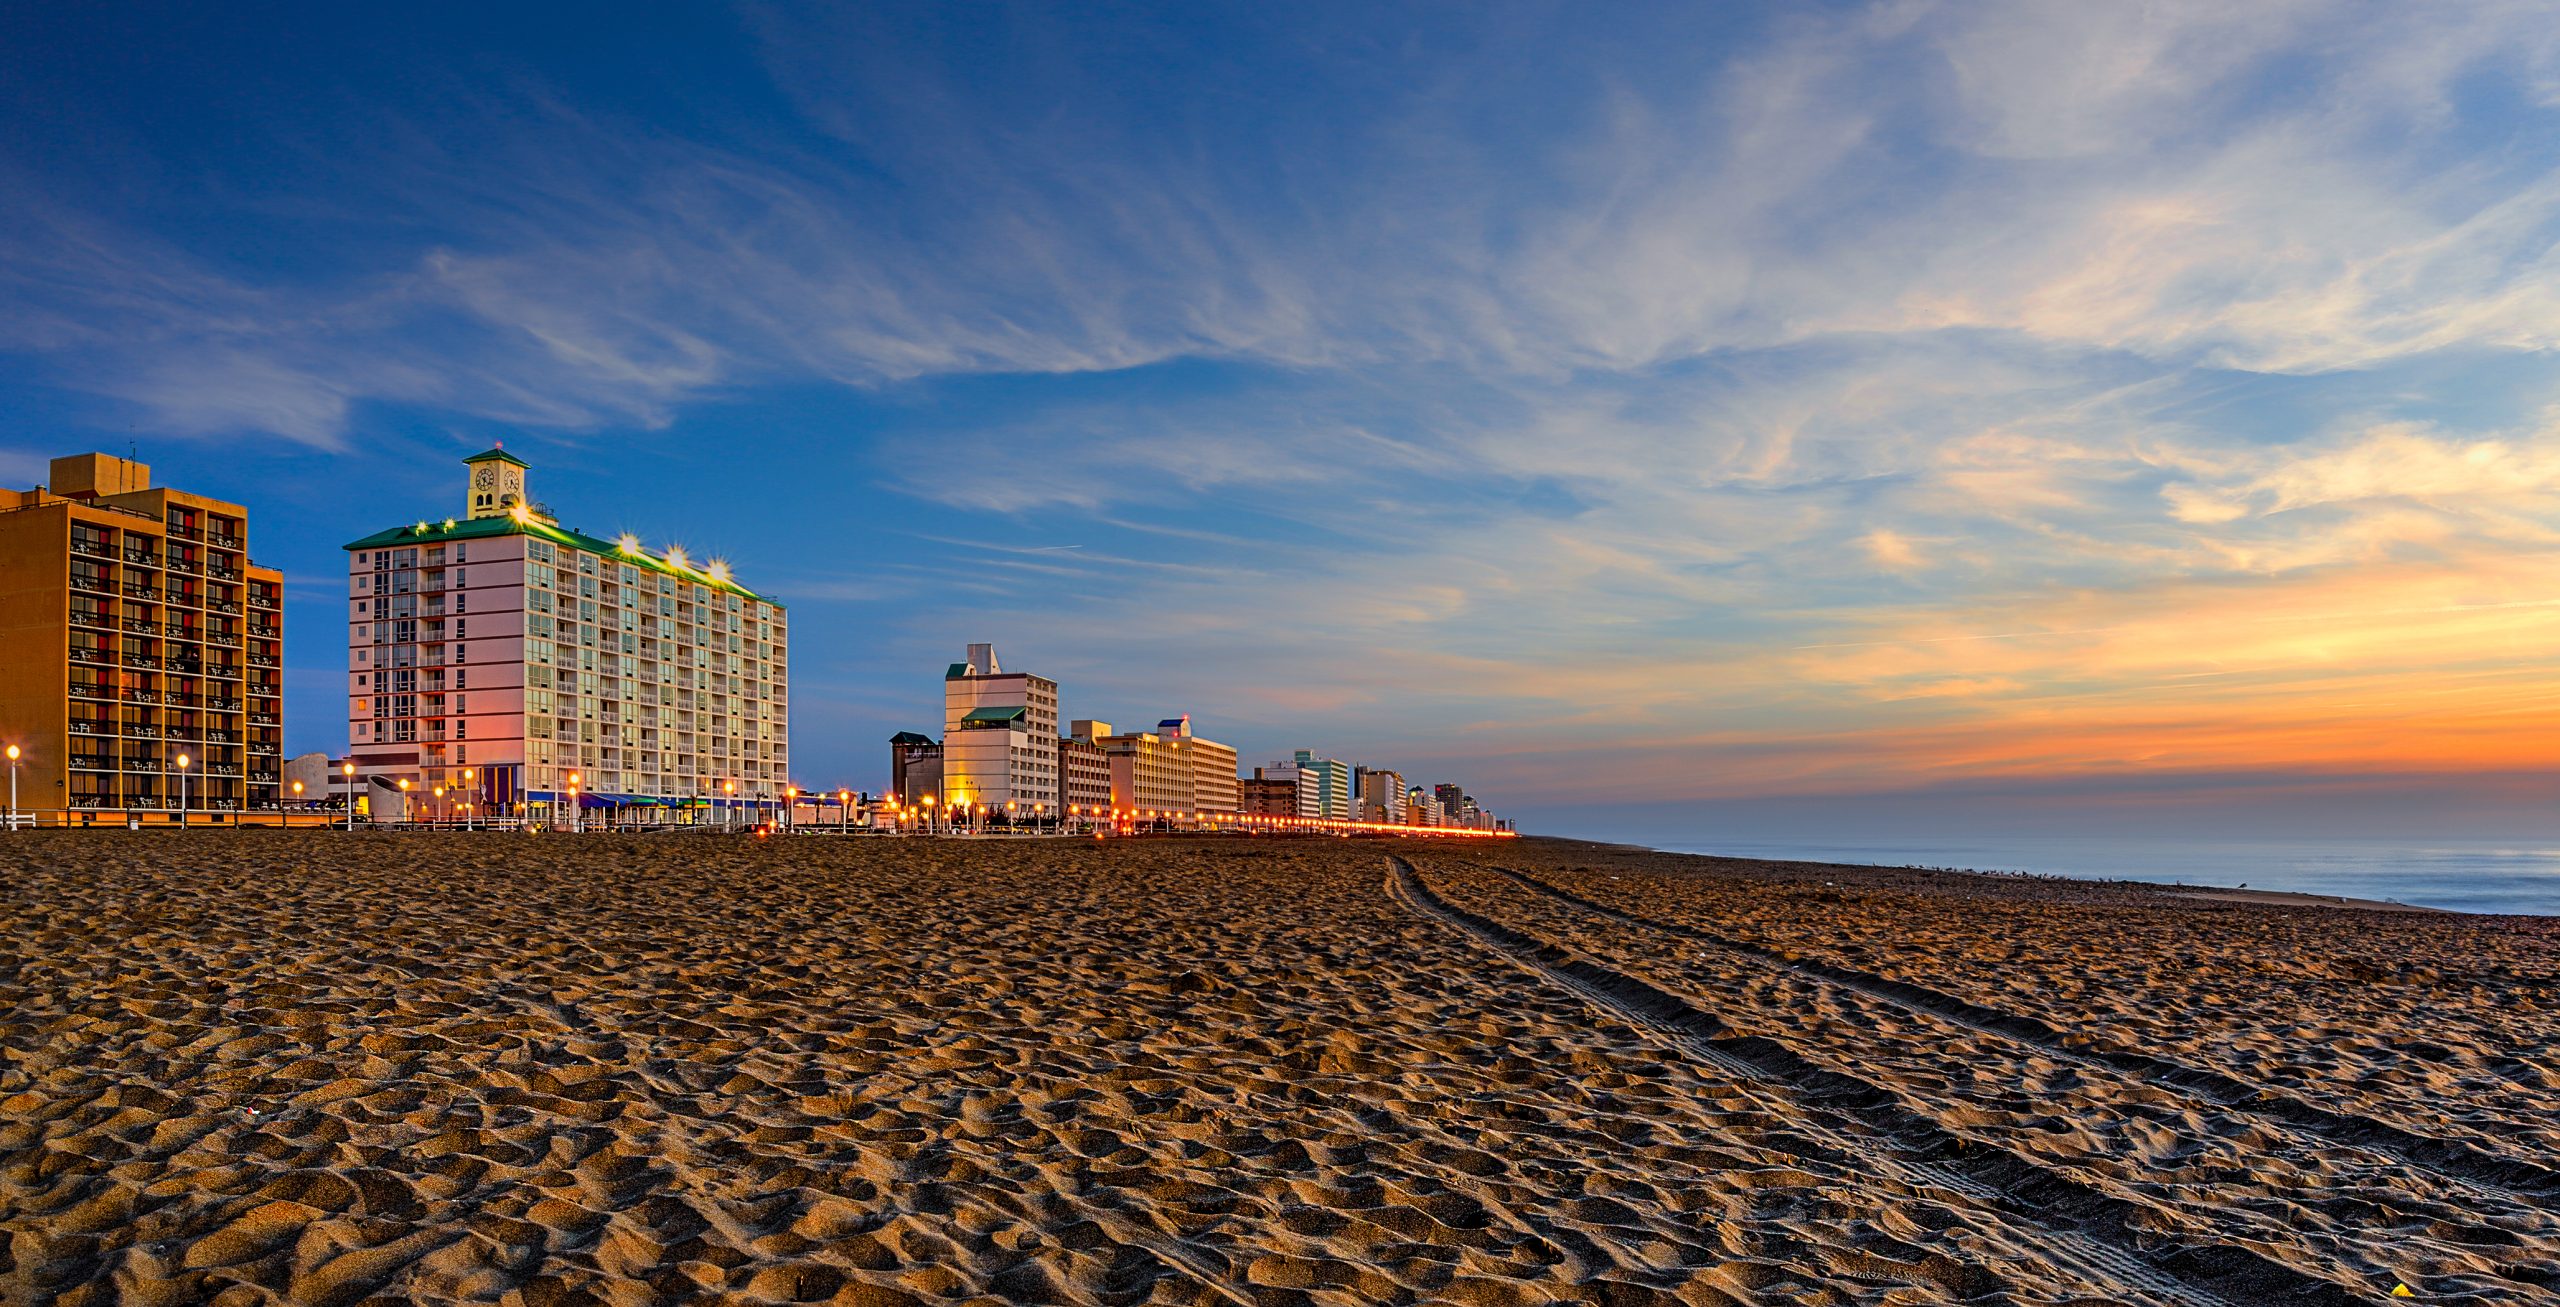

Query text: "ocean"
[1649, 836, 2560, 916]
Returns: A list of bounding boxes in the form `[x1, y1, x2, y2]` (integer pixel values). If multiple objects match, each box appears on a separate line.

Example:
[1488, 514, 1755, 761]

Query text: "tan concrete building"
[1075, 719, 1191, 816]
[0, 454, 284, 819]
[1057, 730, 1111, 818]
[344, 447, 788, 823]
[941, 643, 1058, 818]
[1154, 713, 1241, 814]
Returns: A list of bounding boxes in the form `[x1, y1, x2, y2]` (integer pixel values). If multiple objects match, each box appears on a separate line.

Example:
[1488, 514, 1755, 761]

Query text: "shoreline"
[1587, 835, 2554, 917]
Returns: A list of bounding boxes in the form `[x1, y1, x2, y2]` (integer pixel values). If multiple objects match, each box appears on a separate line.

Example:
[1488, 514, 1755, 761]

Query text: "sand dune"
[1, 832, 2551, 1304]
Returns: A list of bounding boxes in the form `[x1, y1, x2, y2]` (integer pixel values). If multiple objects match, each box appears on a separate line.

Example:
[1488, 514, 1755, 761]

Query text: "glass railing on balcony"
[124, 723, 160, 738]
[72, 570, 115, 593]
[208, 534, 241, 551]
[205, 729, 237, 744]
[71, 607, 113, 628]
[249, 591, 278, 608]
[68, 753, 114, 771]
[208, 566, 242, 582]
[122, 582, 158, 600]
[249, 623, 279, 638]
[207, 662, 242, 679]
[247, 653, 278, 668]
[167, 523, 202, 541]
[248, 711, 279, 726]
[122, 653, 159, 669]
[69, 719, 106, 736]
[122, 550, 158, 568]
[70, 682, 112, 700]
[69, 647, 110, 664]
[210, 599, 242, 615]
[208, 696, 242, 711]
[72, 538, 113, 558]
[125, 619, 160, 635]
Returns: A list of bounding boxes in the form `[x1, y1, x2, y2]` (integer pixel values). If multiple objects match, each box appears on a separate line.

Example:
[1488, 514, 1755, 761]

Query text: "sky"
[4, 1, 2559, 843]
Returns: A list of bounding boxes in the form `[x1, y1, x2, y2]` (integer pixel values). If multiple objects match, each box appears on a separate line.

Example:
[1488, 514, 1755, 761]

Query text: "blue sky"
[7, 2, 2560, 840]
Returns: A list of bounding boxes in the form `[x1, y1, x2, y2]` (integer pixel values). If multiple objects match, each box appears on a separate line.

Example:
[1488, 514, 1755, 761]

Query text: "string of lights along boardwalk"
[340, 447, 788, 825]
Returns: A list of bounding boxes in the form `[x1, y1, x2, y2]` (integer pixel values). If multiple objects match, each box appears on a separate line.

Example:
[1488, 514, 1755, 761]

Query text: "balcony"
[247, 653, 278, 668]
[205, 729, 237, 744]
[121, 582, 159, 601]
[167, 523, 202, 542]
[249, 623, 279, 638]
[248, 711, 278, 726]
[208, 764, 242, 777]
[208, 534, 242, 552]
[122, 654, 159, 670]
[208, 696, 243, 711]
[249, 592, 279, 609]
[121, 757, 159, 772]
[123, 723, 160, 739]
[125, 619, 160, 636]
[69, 719, 106, 736]
[69, 647, 110, 664]
[72, 539, 113, 558]
[210, 599, 242, 615]
[71, 607, 114, 629]
[72, 570, 115, 594]
[207, 662, 241, 680]
[208, 565, 242, 582]
[70, 682, 112, 701]
[122, 550, 159, 568]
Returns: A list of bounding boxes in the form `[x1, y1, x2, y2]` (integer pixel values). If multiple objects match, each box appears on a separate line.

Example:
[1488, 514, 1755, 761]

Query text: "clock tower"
[462, 444, 530, 520]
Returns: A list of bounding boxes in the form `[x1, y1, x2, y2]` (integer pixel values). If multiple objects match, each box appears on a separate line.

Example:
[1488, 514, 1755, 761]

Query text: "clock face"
[473, 466, 497, 489]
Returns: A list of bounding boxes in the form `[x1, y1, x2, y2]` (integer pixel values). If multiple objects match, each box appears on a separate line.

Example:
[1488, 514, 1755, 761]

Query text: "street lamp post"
[567, 772, 581, 833]
[5, 743, 18, 828]
[786, 785, 798, 832]
[461, 768, 476, 832]
[838, 788, 850, 833]
[175, 752, 190, 826]
[291, 779, 303, 818]
[342, 761, 355, 831]
[921, 794, 935, 835]
[723, 779, 735, 829]
[397, 778, 410, 827]
[433, 786, 445, 828]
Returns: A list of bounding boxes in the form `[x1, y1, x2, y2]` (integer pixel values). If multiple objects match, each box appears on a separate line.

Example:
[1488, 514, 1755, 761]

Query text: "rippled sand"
[2, 832, 2552, 1305]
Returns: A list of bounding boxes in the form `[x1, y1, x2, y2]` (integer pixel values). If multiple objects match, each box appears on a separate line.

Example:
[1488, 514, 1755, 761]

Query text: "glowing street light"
[175, 752, 191, 825]
[5, 743, 18, 828]
[461, 768, 476, 832]
[838, 787, 851, 833]
[342, 760, 355, 831]
[568, 771, 582, 833]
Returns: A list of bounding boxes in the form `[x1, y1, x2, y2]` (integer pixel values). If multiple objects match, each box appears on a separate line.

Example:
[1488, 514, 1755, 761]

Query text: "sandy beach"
[3, 833, 2554, 1305]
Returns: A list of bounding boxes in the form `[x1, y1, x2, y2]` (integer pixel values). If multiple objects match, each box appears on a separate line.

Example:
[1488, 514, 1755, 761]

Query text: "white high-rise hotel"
[342, 447, 788, 820]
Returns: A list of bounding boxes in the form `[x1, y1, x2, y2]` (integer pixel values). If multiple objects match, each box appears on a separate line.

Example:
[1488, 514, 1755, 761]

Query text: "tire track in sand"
[1477, 859, 2560, 1214]
[1385, 856, 2358, 1307]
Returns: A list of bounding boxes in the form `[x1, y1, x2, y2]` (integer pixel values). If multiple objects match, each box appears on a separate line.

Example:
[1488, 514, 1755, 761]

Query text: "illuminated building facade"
[942, 643, 1058, 816]
[343, 446, 788, 821]
[0, 453, 284, 817]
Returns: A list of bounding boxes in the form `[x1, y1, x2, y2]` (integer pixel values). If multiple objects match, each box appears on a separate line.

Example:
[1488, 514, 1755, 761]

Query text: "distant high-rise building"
[942, 642, 1058, 817]
[1159, 713, 1241, 814]
[1257, 762, 1322, 818]
[1241, 774, 1300, 816]
[888, 731, 941, 804]
[343, 446, 788, 822]
[1294, 750, 1354, 820]
[1094, 722, 1191, 816]
[0, 453, 285, 818]
[1355, 766, 1405, 823]
[1057, 730, 1111, 817]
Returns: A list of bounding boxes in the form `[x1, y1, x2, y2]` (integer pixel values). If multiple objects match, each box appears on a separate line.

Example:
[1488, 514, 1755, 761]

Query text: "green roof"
[342, 513, 779, 605]
[889, 731, 937, 746]
[946, 662, 970, 680]
[958, 705, 1028, 726]
[464, 446, 531, 468]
